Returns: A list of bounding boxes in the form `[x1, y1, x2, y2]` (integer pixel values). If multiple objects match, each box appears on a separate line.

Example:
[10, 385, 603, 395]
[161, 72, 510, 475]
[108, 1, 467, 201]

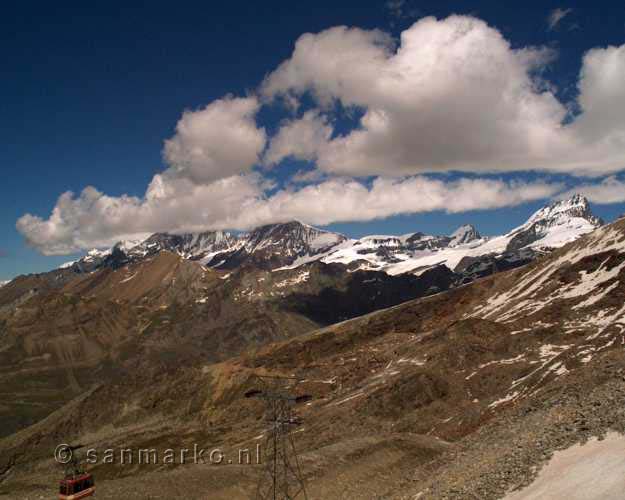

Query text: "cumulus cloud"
[547, 8, 573, 30]
[16, 173, 561, 255]
[559, 176, 625, 204]
[290, 169, 327, 184]
[261, 25, 395, 107]
[16, 175, 264, 255]
[573, 45, 625, 142]
[163, 96, 266, 183]
[15, 15, 625, 255]
[264, 110, 333, 166]
[263, 16, 625, 177]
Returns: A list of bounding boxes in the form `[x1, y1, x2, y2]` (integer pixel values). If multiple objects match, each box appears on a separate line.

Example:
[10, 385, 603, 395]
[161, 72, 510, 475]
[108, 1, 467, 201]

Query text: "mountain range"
[56, 194, 602, 278]
[1, 193, 623, 500]
[0, 195, 623, 499]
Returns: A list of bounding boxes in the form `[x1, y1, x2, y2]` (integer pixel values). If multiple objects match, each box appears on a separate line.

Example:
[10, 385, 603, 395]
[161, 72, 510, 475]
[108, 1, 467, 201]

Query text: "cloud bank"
[17, 175, 562, 255]
[16, 15, 625, 255]
[559, 176, 625, 204]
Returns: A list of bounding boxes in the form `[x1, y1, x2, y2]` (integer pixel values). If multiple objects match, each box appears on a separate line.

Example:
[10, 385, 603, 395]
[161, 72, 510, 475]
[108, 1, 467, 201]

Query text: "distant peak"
[276, 220, 318, 230]
[250, 220, 340, 237]
[551, 193, 589, 209]
[527, 194, 601, 227]
[450, 223, 478, 236]
[113, 239, 144, 252]
[449, 224, 481, 246]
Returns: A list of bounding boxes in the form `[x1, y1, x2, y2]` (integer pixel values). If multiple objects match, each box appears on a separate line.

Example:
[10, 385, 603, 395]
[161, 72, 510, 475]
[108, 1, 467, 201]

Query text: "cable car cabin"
[59, 473, 95, 499]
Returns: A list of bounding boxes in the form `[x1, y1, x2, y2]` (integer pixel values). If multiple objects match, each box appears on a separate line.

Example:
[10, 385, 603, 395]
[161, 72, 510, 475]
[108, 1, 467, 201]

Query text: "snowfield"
[274, 195, 602, 276]
[505, 433, 625, 500]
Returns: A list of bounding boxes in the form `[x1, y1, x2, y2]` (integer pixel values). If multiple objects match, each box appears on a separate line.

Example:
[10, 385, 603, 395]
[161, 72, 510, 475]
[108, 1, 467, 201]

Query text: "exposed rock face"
[454, 247, 539, 283]
[214, 221, 347, 269]
[112, 230, 241, 265]
[450, 224, 481, 246]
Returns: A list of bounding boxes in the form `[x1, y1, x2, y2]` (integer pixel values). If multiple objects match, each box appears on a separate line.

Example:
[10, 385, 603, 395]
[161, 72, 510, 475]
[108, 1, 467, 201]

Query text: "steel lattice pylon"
[246, 375, 308, 500]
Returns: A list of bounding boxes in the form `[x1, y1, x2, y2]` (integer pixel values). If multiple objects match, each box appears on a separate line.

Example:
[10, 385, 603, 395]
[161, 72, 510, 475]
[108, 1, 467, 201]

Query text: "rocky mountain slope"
[0, 195, 603, 439]
[1, 214, 623, 499]
[0, 252, 319, 438]
[0, 251, 455, 438]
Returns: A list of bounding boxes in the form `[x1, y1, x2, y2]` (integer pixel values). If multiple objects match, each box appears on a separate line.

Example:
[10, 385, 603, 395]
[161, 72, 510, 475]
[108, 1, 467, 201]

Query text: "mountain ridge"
[44, 194, 601, 281]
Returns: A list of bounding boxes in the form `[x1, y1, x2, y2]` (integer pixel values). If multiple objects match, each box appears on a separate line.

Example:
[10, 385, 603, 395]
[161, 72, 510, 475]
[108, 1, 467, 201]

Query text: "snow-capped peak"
[87, 248, 111, 258]
[243, 221, 346, 256]
[505, 194, 603, 252]
[449, 224, 482, 247]
[314, 196, 603, 276]
[525, 194, 601, 227]
[113, 239, 146, 252]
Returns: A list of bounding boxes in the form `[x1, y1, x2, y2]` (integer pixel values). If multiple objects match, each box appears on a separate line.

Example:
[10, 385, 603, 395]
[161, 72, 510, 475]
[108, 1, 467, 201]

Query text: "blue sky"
[1, 0, 625, 281]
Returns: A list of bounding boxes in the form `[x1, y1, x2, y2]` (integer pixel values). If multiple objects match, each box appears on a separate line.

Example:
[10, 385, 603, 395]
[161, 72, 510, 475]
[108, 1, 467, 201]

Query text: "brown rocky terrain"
[0, 252, 316, 438]
[0, 248, 455, 439]
[1, 217, 624, 498]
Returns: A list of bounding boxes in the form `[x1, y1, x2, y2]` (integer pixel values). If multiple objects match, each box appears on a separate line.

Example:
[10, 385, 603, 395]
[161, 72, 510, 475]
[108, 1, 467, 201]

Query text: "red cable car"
[59, 472, 95, 499]
[58, 444, 95, 499]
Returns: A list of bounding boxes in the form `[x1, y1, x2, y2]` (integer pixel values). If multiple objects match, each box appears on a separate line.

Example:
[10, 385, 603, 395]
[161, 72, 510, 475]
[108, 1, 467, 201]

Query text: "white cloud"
[261, 25, 395, 107]
[243, 177, 563, 226]
[163, 95, 266, 183]
[16, 175, 264, 255]
[264, 110, 332, 166]
[290, 169, 326, 184]
[263, 16, 625, 177]
[573, 44, 625, 142]
[559, 176, 625, 204]
[548, 8, 573, 30]
[16, 172, 561, 255]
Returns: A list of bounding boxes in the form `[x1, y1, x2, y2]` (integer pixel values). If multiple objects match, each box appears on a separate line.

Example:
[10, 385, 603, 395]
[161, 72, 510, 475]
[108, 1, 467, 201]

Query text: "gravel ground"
[397, 354, 625, 500]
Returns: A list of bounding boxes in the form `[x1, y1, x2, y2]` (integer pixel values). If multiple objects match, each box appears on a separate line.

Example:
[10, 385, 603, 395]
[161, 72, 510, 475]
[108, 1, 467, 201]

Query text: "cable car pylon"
[245, 375, 308, 500]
